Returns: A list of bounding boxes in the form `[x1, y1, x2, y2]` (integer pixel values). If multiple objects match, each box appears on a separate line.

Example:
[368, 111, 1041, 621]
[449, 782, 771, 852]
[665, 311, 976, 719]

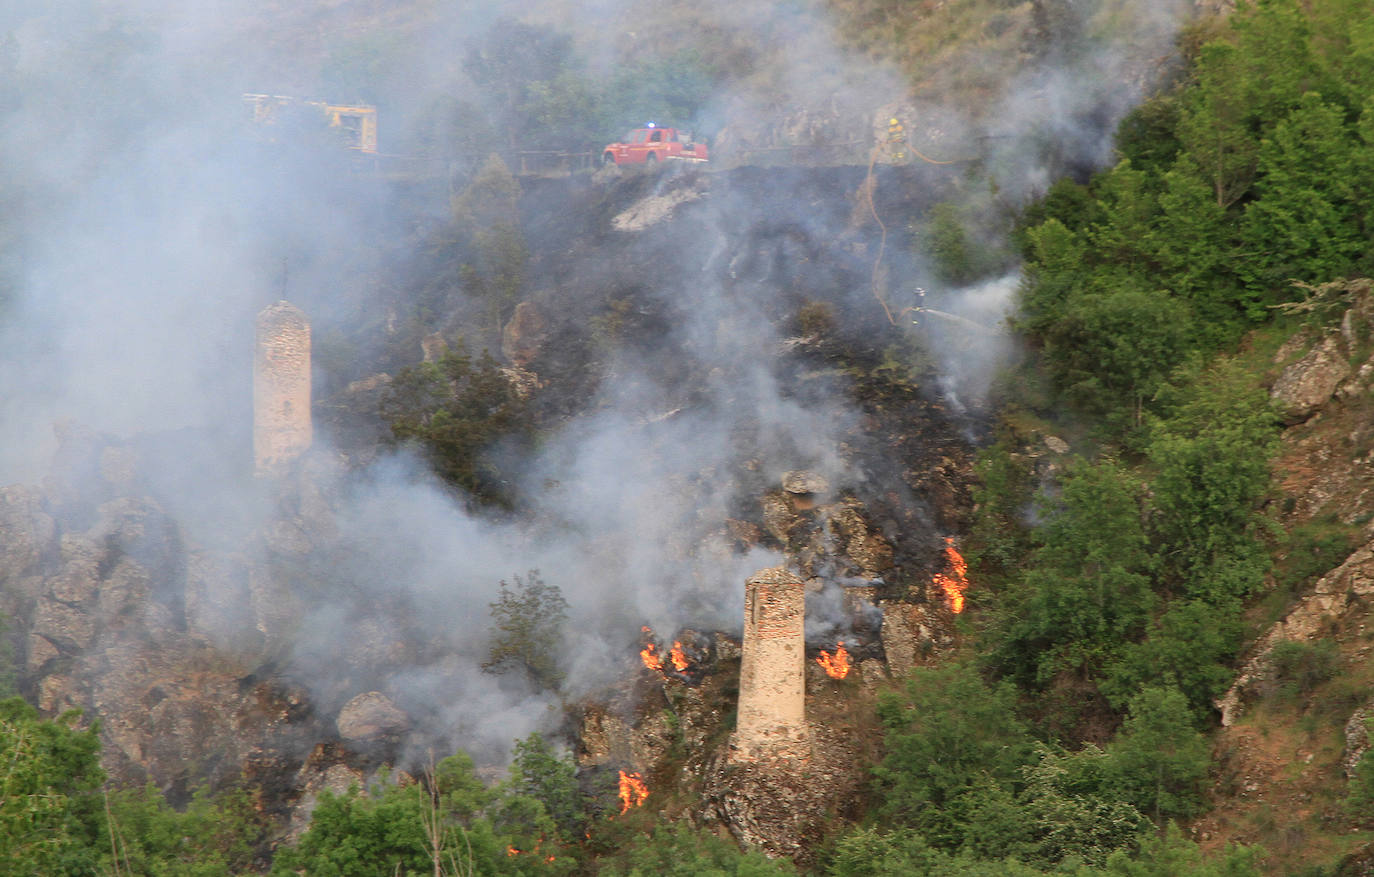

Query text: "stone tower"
[254, 301, 312, 472]
[730, 566, 809, 762]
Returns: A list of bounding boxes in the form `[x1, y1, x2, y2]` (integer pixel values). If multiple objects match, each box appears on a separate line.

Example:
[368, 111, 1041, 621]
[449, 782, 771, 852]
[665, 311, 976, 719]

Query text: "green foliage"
[597, 822, 794, 876]
[482, 572, 569, 693]
[0, 697, 104, 876]
[451, 154, 529, 330]
[1017, 0, 1374, 419]
[504, 733, 585, 840]
[925, 202, 996, 286]
[1102, 598, 1244, 720]
[1016, 745, 1149, 868]
[268, 783, 433, 877]
[271, 753, 555, 877]
[826, 827, 1044, 877]
[874, 663, 1034, 847]
[1275, 515, 1358, 593]
[1262, 639, 1342, 704]
[988, 459, 1154, 689]
[1146, 375, 1279, 602]
[601, 50, 721, 135]
[1114, 96, 1182, 178]
[382, 341, 533, 507]
[103, 783, 265, 877]
[966, 432, 1037, 580]
[1101, 822, 1263, 876]
[1102, 687, 1211, 821]
[824, 822, 1260, 876]
[1239, 93, 1366, 295]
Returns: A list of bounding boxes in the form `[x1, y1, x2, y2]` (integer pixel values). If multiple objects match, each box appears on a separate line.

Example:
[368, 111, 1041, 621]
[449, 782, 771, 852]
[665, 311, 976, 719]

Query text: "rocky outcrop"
[879, 600, 953, 675]
[1344, 701, 1374, 778]
[337, 691, 410, 743]
[501, 302, 549, 366]
[1271, 335, 1352, 424]
[1218, 541, 1374, 725]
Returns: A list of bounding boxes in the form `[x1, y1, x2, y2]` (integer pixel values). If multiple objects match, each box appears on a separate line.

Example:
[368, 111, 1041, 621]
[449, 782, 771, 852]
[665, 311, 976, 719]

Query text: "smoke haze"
[0, 0, 1193, 764]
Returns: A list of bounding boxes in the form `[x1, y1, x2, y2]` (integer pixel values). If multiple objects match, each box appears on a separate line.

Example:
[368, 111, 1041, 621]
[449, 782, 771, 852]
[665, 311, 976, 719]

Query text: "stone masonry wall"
[731, 566, 808, 762]
[254, 301, 312, 472]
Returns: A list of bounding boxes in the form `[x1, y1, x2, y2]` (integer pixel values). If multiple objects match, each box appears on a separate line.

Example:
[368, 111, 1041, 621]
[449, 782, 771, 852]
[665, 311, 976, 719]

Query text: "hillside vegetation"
[6, 0, 1374, 874]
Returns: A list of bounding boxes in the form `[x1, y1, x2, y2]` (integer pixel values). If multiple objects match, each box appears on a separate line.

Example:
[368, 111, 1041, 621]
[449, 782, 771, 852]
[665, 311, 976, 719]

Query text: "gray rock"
[48, 535, 101, 605]
[1043, 435, 1070, 454]
[337, 691, 410, 742]
[33, 597, 94, 652]
[0, 485, 56, 584]
[1271, 335, 1352, 424]
[1344, 702, 1374, 778]
[782, 470, 829, 497]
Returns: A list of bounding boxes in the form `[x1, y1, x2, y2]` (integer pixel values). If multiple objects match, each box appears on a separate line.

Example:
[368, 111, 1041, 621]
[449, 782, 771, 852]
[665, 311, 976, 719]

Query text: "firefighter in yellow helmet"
[887, 116, 906, 163]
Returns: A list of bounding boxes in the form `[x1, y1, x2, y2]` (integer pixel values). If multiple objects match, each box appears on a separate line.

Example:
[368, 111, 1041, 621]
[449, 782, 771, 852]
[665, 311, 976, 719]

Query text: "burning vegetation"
[816, 642, 852, 679]
[639, 627, 696, 679]
[933, 537, 968, 613]
[618, 770, 649, 813]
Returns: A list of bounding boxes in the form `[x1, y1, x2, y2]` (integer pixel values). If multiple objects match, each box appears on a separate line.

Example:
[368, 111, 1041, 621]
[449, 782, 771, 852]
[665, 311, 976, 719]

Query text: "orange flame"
[934, 537, 968, 613]
[670, 641, 690, 672]
[816, 642, 852, 679]
[618, 770, 649, 813]
[506, 847, 519, 857]
[640, 643, 664, 672]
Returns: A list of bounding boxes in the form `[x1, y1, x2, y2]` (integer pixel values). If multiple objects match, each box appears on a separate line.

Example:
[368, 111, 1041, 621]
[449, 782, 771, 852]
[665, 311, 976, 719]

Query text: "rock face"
[1218, 541, 1374, 725]
[337, 691, 410, 742]
[501, 301, 549, 366]
[1271, 334, 1352, 424]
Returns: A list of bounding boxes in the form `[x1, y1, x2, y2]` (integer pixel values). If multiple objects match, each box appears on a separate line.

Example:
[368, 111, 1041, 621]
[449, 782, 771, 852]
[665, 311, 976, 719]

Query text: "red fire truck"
[601, 124, 708, 166]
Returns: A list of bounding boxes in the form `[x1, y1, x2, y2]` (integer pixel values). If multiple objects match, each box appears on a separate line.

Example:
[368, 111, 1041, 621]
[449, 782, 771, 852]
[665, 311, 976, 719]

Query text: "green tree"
[102, 783, 265, 877]
[1016, 746, 1148, 869]
[1240, 93, 1365, 295]
[1146, 377, 1278, 602]
[382, 341, 533, 507]
[1175, 42, 1260, 211]
[874, 663, 1034, 847]
[1103, 687, 1211, 821]
[450, 154, 529, 335]
[503, 733, 584, 841]
[482, 572, 569, 693]
[598, 822, 793, 876]
[989, 459, 1155, 691]
[271, 754, 541, 877]
[1102, 599, 1244, 720]
[0, 697, 104, 875]
[1040, 285, 1194, 431]
[1149, 168, 1235, 334]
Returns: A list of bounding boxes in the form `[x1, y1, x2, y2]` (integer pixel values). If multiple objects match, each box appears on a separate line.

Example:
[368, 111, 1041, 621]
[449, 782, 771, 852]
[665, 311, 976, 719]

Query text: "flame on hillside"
[933, 537, 968, 613]
[618, 770, 649, 813]
[816, 642, 851, 679]
[640, 642, 664, 672]
[640, 627, 693, 676]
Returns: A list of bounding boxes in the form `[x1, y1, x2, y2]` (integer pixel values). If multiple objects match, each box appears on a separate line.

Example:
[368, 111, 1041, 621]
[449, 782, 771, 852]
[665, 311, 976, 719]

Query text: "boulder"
[336, 691, 410, 742]
[1271, 335, 1351, 423]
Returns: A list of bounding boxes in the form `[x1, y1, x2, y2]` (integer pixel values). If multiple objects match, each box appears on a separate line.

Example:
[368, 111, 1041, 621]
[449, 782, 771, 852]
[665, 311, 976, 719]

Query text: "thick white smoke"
[0, 0, 1194, 765]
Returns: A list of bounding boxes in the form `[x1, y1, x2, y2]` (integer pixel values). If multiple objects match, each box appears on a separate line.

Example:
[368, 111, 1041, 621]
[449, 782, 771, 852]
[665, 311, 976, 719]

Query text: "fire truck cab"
[602, 125, 708, 166]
